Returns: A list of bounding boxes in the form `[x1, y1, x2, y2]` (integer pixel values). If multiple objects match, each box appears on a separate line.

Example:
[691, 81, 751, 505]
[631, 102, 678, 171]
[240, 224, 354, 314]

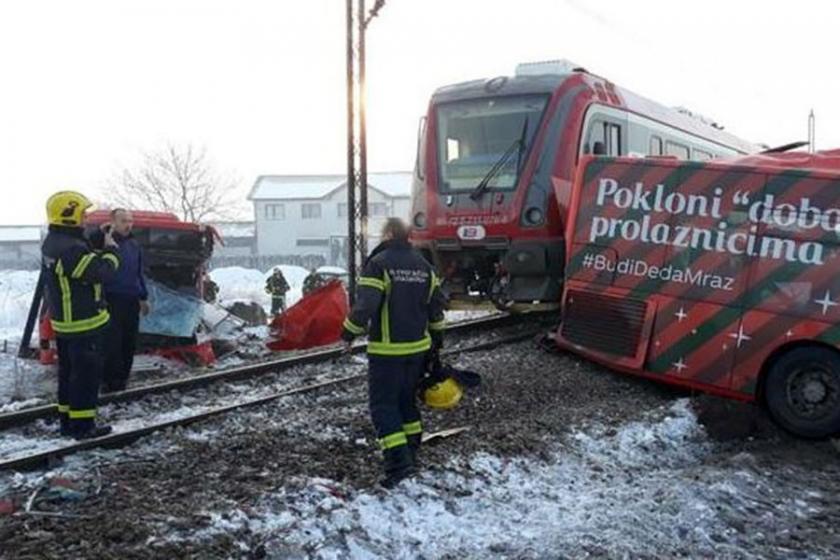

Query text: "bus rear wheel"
[765, 347, 840, 438]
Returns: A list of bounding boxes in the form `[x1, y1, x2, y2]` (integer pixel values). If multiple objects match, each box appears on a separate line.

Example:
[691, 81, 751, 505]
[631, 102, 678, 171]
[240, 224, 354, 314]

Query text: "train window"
[605, 123, 621, 156]
[264, 203, 285, 221]
[693, 148, 714, 161]
[436, 94, 548, 191]
[665, 141, 690, 159]
[446, 138, 460, 162]
[649, 136, 663, 155]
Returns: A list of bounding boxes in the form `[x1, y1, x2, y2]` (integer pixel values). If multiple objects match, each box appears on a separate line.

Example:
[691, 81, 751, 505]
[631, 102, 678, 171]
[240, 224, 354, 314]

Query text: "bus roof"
[728, 149, 840, 174]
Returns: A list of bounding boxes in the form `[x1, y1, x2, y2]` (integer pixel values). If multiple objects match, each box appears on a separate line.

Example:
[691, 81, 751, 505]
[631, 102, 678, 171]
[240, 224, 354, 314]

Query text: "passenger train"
[408, 60, 760, 310]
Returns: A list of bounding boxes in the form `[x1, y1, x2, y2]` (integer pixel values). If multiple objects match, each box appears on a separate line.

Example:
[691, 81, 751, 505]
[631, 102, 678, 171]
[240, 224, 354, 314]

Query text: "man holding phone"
[91, 208, 150, 392]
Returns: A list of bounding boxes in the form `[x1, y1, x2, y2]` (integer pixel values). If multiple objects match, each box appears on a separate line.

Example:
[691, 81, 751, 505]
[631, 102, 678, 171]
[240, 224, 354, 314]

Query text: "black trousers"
[104, 295, 140, 391]
[368, 354, 425, 452]
[270, 295, 286, 315]
[56, 332, 105, 432]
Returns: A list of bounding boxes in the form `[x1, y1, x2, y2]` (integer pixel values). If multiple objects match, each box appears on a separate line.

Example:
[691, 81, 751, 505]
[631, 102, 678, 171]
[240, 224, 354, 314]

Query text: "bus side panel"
[645, 295, 739, 390]
[745, 173, 840, 322]
[730, 172, 840, 395]
[729, 311, 832, 396]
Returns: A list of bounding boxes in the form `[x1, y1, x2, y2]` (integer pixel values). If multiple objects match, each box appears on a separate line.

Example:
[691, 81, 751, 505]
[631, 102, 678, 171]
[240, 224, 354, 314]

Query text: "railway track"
[0, 314, 552, 471]
[0, 314, 530, 430]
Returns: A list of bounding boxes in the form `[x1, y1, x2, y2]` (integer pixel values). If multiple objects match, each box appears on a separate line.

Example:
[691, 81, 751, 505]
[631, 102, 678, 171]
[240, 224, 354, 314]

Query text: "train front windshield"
[436, 95, 547, 192]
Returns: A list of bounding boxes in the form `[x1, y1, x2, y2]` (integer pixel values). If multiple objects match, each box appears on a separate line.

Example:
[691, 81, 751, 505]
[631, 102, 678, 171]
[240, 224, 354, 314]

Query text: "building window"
[665, 141, 690, 159]
[649, 136, 663, 156]
[264, 203, 285, 221]
[339, 202, 387, 218]
[296, 238, 329, 247]
[302, 203, 322, 219]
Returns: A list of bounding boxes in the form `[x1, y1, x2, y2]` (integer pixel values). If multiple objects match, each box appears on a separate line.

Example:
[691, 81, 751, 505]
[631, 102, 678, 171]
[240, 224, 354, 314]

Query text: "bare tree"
[111, 144, 242, 222]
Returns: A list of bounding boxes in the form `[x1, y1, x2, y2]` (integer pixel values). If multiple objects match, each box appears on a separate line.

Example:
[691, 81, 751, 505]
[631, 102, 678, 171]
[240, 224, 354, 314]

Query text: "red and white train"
[409, 60, 759, 309]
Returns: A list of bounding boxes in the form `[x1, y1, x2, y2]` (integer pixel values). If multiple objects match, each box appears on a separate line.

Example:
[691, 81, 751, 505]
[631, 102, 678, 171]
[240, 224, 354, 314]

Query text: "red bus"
[556, 150, 840, 437]
[409, 60, 758, 310]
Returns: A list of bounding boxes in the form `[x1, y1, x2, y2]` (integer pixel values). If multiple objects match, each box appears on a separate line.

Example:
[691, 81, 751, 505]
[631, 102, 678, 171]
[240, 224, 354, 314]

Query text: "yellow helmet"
[46, 191, 93, 227]
[423, 377, 463, 410]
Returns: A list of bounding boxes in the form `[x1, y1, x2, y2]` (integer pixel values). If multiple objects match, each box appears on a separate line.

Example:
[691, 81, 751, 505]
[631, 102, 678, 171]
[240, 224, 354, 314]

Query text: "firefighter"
[265, 267, 290, 314]
[302, 269, 326, 296]
[41, 191, 121, 439]
[90, 208, 150, 393]
[341, 218, 446, 488]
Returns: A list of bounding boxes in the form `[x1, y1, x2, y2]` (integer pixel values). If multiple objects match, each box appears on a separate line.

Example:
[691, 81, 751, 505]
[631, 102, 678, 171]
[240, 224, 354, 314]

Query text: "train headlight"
[525, 207, 544, 225]
[413, 212, 427, 229]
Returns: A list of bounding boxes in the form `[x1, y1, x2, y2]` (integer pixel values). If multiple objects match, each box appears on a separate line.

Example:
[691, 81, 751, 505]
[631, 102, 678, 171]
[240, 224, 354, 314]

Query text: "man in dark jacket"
[42, 191, 121, 439]
[265, 267, 290, 314]
[90, 209, 150, 392]
[341, 218, 446, 488]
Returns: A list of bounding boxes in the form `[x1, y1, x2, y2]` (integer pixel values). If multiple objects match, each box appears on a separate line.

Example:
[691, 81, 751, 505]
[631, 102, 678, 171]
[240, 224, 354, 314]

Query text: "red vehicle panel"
[557, 153, 840, 437]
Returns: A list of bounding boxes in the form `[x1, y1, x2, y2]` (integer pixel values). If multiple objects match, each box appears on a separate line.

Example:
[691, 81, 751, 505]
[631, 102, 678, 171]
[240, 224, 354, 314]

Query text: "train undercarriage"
[423, 239, 565, 312]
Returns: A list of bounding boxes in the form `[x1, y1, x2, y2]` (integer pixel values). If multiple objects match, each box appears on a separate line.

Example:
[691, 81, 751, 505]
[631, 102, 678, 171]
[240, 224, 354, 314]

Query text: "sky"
[0, 0, 837, 225]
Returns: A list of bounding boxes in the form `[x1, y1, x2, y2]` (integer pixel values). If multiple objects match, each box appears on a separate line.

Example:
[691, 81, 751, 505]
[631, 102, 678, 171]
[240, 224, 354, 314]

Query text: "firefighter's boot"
[59, 413, 70, 437]
[381, 445, 416, 489]
[407, 433, 422, 467]
[71, 423, 113, 441]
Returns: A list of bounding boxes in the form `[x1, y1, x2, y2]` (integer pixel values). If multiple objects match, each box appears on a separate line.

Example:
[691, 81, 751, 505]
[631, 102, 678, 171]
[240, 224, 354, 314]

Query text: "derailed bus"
[555, 150, 840, 437]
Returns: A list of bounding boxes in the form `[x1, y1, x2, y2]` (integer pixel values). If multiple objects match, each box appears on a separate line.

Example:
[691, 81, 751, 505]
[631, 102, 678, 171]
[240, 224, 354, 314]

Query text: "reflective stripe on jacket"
[42, 226, 121, 336]
[342, 239, 446, 356]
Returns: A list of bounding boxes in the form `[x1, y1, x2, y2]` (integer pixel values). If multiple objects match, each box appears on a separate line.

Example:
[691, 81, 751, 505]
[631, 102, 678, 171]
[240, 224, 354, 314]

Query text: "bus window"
[693, 148, 713, 161]
[605, 123, 621, 156]
[649, 136, 663, 156]
[665, 141, 690, 159]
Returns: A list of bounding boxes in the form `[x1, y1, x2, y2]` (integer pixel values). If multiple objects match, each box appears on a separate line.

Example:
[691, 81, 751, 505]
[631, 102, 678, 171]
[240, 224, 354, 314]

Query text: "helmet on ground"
[422, 377, 463, 410]
[46, 191, 93, 227]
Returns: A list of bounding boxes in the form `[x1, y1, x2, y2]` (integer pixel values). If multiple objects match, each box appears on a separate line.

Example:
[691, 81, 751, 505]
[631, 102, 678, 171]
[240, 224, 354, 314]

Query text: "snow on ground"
[0, 269, 39, 339]
[155, 400, 781, 558]
[210, 265, 308, 314]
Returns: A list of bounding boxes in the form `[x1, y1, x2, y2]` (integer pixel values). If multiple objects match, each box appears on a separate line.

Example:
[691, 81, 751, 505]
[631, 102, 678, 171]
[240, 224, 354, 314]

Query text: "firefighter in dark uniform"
[341, 218, 446, 488]
[302, 269, 328, 296]
[41, 191, 121, 439]
[265, 267, 290, 314]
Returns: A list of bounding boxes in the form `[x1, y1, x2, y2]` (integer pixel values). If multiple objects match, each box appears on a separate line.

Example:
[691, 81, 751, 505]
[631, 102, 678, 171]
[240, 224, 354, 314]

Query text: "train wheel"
[765, 346, 840, 438]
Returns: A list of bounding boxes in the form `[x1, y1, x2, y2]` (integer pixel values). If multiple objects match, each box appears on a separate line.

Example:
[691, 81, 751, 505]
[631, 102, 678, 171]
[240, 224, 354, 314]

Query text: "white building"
[0, 226, 43, 270]
[248, 172, 411, 267]
[210, 222, 257, 266]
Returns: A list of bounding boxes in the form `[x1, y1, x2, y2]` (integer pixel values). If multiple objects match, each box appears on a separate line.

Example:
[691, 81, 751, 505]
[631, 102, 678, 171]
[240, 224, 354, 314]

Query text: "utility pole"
[345, 0, 385, 304]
